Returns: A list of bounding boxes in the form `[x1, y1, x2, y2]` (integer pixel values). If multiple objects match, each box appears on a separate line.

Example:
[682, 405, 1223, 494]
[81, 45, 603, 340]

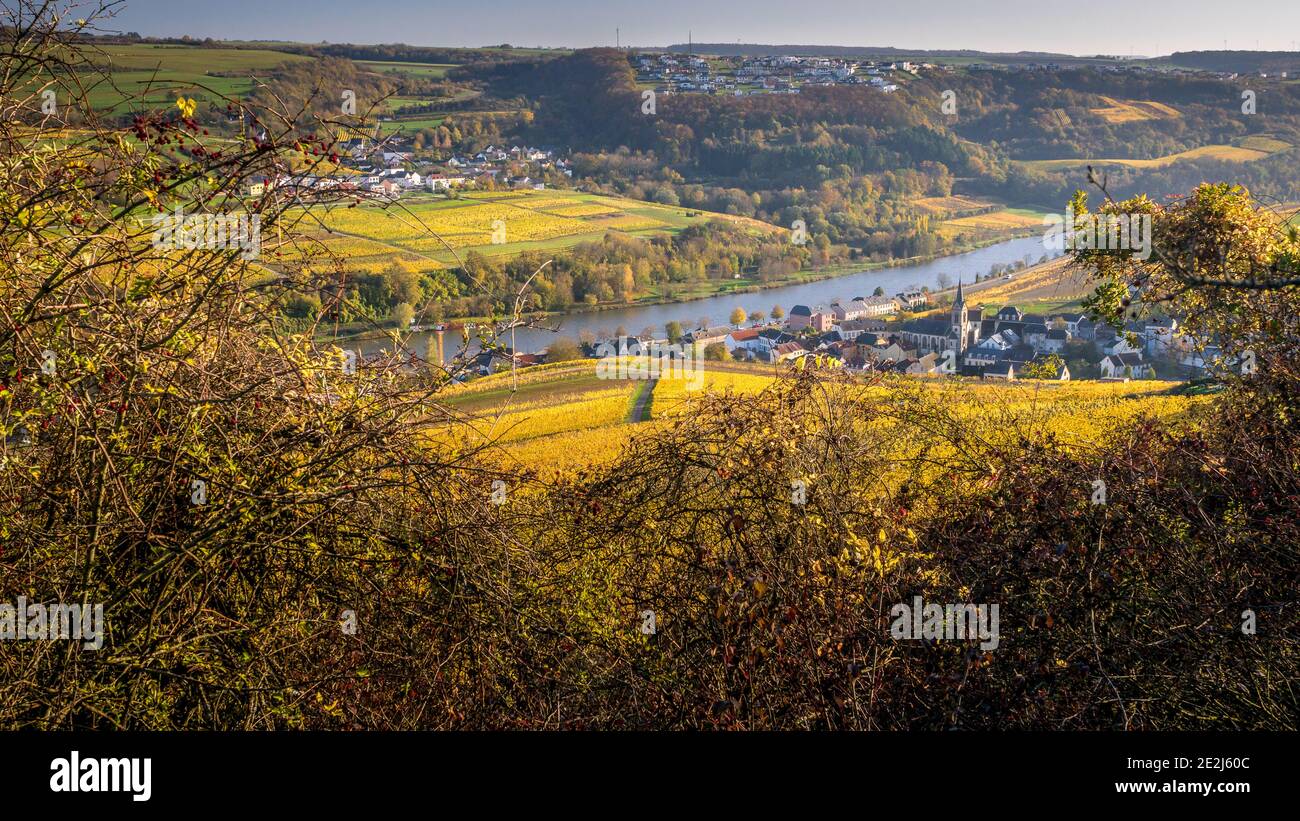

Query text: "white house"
[1100, 353, 1153, 380]
[1142, 317, 1180, 355]
[725, 328, 764, 354]
[426, 175, 468, 191]
[1101, 334, 1141, 356]
[963, 329, 1020, 368]
[1042, 328, 1070, 354]
[837, 295, 898, 318]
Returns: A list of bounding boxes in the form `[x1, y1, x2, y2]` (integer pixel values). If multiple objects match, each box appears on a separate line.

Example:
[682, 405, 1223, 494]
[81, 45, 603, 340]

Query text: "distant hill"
[661, 43, 1118, 65]
[1163, 50, 1300, 75]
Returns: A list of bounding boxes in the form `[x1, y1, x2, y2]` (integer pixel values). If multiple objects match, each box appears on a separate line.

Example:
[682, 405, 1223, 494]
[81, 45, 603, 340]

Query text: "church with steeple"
[900, 277, 1067, 375]
[950, 279, 979, 356]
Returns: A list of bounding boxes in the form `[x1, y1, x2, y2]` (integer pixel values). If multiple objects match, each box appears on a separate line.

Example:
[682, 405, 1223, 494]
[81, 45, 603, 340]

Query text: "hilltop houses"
[631, 51, 921, 97]
[285, 137, 565, 201]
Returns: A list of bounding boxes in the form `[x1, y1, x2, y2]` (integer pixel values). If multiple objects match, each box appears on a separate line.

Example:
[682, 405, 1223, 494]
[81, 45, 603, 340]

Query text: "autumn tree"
[545, 337, 583, 362]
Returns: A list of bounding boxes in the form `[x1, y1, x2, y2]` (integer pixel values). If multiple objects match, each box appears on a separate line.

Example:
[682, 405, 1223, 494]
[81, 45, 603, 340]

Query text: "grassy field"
[358, 60, 458, 79]
[68, 41, 529, 148]
[375, 109, 528, 136]
[376, 116, 450, 135]
[939, 207, 1047, 230]
[1019, 136, 1291, 172]
[1239, 135, 1293, 153]
[72, 44, 475, 126]
[76, 43, 313, 111]
[286, 189, 782, 276]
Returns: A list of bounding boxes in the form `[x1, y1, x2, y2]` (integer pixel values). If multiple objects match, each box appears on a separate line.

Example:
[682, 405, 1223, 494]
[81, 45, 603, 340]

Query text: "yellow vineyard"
[940, 208, 1046, 231]
[1090, 96, 1182, 124]
[430, 360, 1207, 478]
[911, 195, 999, 215]
[1021, 138, 1291, 172]
[315, 199, 591, 247]
[963, 257, 1093, 306]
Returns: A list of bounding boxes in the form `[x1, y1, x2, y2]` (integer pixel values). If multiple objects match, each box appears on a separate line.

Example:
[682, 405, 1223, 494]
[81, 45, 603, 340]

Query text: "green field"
[71, 43, 487, 134]
[357, 60, 458, 78]
[77, 44, 312, 111]
[376, 115, 449, 134]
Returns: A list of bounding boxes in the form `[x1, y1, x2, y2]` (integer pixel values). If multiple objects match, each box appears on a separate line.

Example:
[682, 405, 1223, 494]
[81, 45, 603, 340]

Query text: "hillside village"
[252, 140, 567, 199]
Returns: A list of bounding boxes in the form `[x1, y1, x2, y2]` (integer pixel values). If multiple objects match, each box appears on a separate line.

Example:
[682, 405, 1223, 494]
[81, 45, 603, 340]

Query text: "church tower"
[951, 278, 969, 355]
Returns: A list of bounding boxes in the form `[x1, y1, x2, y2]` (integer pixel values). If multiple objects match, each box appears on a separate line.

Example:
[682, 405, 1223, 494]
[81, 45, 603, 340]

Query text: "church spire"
[952, 277, 969, 356]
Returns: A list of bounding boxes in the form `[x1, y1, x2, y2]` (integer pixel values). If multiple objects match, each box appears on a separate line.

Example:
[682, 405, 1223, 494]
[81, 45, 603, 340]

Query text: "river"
[363, 234, 1060, 359]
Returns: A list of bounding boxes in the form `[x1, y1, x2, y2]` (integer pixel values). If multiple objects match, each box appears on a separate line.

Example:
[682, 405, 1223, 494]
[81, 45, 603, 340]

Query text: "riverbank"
[347, 235, 1062, 356]
[321, 228, 1046, 344]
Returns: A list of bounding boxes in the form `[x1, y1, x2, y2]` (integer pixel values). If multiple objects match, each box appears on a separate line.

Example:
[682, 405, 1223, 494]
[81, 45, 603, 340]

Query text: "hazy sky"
[97, 0, 1300, 55]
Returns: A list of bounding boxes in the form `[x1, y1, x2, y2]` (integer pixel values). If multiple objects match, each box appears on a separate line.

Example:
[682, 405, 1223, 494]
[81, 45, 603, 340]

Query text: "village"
[465, 279, 1226, 383]
[633, 51, 912, 95]
[660, 283, 1178, 381]
[248, 140, 567, 200]
[628, 48, 1282, 98]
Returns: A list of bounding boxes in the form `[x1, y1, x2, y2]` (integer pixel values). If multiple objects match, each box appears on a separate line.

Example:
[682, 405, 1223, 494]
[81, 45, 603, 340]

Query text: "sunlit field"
[434, 360, 1204, 480]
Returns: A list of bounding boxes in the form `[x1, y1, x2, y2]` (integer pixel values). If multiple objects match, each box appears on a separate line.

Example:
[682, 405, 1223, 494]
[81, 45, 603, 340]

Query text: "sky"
[95, 0, 1300, 55]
